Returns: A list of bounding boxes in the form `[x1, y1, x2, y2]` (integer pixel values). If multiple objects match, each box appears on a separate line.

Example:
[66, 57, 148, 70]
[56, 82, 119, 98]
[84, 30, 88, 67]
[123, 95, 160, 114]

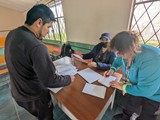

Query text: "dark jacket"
[95, 49, 116, 70]
[83, 42, 103, 60]
[83, 42, 116, 70]
[5, 26, 71, 102]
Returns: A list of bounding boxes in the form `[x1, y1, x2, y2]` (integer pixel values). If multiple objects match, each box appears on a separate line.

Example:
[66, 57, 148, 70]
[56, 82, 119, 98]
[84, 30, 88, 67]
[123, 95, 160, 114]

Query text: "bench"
[42, 39, 94, 60]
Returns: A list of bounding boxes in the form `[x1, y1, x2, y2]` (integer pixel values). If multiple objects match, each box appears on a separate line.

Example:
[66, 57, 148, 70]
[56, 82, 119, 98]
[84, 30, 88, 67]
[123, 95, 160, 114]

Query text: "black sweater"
[5, 26, 71, 102]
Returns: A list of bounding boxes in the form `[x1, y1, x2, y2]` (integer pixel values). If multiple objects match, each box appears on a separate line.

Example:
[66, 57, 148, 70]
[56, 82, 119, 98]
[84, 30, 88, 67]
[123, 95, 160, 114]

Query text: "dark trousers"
[16, 92, 54, 120]
[122, 94, 160, 120]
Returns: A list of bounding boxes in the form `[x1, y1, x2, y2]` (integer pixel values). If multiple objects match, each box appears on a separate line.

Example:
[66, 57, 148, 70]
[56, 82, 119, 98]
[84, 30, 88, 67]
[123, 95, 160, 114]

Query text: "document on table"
[55, 64, 77, 75]
[48, 87, 63, 93]
[72, 54, 83, 60]
[98, 76, 116, 87]
[82, 83, 106, 99]
[78, 68, 102, 83]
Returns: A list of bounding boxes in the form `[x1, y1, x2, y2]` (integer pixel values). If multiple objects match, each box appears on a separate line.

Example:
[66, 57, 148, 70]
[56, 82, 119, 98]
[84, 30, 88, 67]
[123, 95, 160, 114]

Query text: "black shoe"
[112, 114, 123, 120]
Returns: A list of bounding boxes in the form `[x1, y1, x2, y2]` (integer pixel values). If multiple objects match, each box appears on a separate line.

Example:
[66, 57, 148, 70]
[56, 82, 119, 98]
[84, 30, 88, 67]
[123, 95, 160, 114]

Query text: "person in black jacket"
[5, 4, 75, 120]
[83, 33, 116, 70]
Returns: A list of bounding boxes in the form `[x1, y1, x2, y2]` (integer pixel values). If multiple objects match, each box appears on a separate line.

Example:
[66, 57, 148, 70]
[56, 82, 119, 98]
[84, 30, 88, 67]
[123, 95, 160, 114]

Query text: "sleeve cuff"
[111, 66, 117, 72]
[122, 84, 127, 93]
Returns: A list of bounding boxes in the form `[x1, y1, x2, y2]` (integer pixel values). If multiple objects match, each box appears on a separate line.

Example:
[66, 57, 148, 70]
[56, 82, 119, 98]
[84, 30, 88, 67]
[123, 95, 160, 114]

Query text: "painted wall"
[62, 0, 133, 45]
[0, 6, 25, 37]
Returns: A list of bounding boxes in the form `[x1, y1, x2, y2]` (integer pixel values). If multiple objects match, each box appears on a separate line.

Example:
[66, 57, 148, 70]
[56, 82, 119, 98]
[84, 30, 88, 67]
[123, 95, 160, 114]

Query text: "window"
[130, 0, 160, 47]
[45, 0, 67, 43]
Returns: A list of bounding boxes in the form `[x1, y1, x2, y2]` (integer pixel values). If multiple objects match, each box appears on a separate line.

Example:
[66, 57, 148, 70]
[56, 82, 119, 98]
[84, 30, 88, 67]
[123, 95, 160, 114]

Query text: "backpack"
[60, 43, 74, 57]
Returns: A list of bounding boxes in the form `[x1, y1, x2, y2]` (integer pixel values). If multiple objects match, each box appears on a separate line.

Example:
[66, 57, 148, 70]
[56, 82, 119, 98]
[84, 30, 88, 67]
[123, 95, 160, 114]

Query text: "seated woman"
[83, 33, 116, 70]
[88, 41, 116, 70]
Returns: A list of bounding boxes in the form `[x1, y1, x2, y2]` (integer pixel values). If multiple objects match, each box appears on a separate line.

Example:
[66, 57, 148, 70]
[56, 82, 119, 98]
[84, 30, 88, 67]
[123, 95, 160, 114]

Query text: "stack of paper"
[53, 56, 72, 65]
[55, 64, 77, 76]
[78, 68, 102, 83]
[82, 83, 106, 99]
[98, 76, 116, 87]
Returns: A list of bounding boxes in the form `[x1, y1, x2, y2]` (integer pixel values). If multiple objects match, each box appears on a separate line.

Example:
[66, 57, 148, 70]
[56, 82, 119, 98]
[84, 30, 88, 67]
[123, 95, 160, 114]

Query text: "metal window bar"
[130, 0, 160, 47]
[143, 2, 160, 44]
[131, 2, 153, 29]
[138, 11, 160, 36]
[135, 0, 160, 5]
[45, 0, 67, 43]
[133, 15, 146, 43]
[145, 28, 160, 44]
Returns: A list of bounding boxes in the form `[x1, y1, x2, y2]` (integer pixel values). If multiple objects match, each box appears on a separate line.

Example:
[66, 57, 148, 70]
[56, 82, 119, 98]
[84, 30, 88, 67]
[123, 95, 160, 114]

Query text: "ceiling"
[0, 0, 51, 12]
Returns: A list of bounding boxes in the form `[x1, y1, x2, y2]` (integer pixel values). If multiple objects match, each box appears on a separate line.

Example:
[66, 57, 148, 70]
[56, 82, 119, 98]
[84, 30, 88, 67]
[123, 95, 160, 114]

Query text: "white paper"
[98, 76, 116, 87]
[48, 87, 63, 93]
[82, 83, 106, 99]
[55, 64, 77, 75]
[78, 68, 102, 83]
[53, 56, 72, 65]
[56, 69, 77, 76]
[56, 64, 77, 73]
[72, 54, 83, 60]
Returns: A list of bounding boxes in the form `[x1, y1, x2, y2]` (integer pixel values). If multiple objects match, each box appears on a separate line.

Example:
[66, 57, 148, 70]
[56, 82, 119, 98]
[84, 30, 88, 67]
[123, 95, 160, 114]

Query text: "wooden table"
[50, 59, 122, 120]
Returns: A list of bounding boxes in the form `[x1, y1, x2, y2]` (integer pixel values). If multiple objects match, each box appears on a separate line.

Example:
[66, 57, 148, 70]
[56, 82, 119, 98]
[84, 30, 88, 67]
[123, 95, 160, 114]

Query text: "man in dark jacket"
[83, 33, 116, 70]
[5, 4, 74, 120]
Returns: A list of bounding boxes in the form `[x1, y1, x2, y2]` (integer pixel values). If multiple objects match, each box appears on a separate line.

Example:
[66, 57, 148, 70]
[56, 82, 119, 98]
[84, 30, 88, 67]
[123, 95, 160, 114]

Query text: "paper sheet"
[78, 68, 102, 83]
[55, 64, 77, 75]
[82, 83, 106, 99]
[56, 64, 77, 73]
[98, 76, 116, 87]
[48, 87, 63, 93]
[53, 56, 72, 65]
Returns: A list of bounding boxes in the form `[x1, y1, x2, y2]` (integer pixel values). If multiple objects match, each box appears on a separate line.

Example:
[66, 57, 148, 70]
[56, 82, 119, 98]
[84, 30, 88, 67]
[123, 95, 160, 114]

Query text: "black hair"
[25, 4, 56, 25]
[110, 31, 140, 54]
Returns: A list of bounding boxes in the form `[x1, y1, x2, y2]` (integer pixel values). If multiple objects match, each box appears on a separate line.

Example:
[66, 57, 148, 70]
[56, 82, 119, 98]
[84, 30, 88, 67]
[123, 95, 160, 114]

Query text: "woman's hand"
[104, 69, 114, 77]
[110, 81, 123, 91]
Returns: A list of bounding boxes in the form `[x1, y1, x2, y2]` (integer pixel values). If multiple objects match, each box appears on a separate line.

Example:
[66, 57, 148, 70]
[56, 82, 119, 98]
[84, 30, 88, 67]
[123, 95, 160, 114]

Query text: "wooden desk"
[50, 59, 122, 120]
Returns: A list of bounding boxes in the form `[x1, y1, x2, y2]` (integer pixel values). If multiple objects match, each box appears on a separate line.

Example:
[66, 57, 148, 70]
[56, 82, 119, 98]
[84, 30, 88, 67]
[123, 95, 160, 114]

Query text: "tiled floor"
[0, 74, 122, 120]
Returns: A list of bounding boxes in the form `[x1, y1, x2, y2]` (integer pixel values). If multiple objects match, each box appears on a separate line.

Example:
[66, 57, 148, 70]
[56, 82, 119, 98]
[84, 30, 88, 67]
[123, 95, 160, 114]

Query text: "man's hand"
[70, 75, 75, 82]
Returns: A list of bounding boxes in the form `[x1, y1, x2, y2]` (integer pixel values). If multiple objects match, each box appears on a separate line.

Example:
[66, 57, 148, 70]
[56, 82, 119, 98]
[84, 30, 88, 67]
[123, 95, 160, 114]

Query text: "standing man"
[5, 4, 75, 120]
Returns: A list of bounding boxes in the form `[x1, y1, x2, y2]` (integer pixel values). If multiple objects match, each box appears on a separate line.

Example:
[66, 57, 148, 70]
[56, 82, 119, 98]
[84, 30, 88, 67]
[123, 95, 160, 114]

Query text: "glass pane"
[56, 2, 64, 17]
[52, 22, 60, 41]
[152, 12, 160, 32]
[46, 0, 67, 42]
[147, 1, 160, 19]
[58, 18, 67, 42]
[50, 6, 57, 18]
[130, 1, 160, 47]
[134, 4, 146, 21]
[136, 0, 142, 3]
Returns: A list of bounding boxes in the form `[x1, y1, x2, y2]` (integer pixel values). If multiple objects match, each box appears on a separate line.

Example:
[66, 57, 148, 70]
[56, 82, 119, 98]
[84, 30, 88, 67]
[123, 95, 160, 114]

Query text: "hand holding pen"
[103, 69, 114, 77]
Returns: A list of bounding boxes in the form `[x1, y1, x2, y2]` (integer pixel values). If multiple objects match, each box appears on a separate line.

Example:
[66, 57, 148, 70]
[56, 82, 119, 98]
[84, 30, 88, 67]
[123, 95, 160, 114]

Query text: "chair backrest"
[60, 43, 74, 57]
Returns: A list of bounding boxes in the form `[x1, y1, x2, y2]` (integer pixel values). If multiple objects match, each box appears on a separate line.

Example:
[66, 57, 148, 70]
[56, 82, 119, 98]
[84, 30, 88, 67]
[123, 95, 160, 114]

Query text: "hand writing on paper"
[104, 69, 114, 77]
[110, 81, 123, 91]
[70, 75, 75, 82]
[88, 62, 97, 68]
